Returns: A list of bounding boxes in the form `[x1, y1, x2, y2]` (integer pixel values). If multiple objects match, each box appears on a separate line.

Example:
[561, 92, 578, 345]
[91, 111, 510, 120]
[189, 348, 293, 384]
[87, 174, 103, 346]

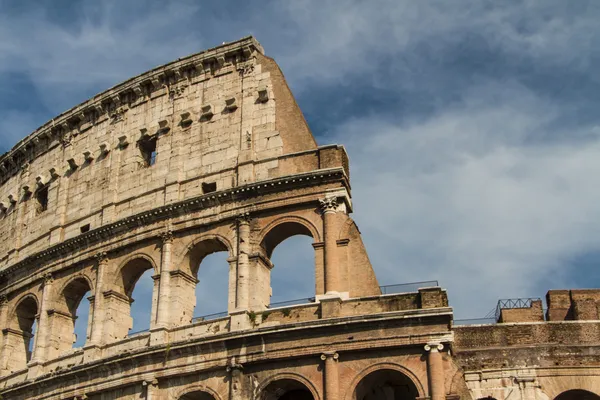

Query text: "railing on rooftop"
[453, 317, 497, 326]
[192, 311, 229, 323]
[127, 282, 442, 335]
[495, 297, 541, 321]
[128, 328, 150, 337]
[267, 297, 315, 309]
[379, 280, 439, 295]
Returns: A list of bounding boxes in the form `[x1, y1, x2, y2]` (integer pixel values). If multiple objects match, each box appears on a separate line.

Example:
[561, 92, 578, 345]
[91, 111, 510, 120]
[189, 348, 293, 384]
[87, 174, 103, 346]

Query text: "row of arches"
[3, 219, 320, 373]
[176, 369, 420, 400]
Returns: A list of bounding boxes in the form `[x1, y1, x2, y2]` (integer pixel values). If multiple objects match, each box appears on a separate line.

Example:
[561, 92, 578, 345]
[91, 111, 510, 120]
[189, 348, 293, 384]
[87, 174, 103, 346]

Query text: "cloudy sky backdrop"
[2, 0, 600, 341]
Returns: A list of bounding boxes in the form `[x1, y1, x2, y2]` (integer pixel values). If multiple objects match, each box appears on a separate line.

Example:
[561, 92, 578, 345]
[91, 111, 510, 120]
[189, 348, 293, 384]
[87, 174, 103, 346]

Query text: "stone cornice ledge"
[0, 306, 453, 394]
[0, 167, 347, 279]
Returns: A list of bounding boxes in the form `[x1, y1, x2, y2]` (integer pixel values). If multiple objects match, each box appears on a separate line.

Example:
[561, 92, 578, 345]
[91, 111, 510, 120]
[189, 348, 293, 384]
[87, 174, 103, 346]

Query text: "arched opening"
[354, 369, 419, 400]
[7, 296, 38, 371]
[555, 390, 600, 400]
[180, 390, 217, 400]
[56, 277, 92, 353]
[261, 379, 315, 400]
[260, 221, 316, 307]
[114, 257, 155, 338]
[186, 238, 230, 322]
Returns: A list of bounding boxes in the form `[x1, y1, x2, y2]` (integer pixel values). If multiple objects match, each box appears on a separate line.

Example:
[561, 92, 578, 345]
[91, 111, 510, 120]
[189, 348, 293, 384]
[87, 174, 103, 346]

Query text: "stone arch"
[258, 216, 321, 305]
[168, 234, 235, 323]
[555, 390, 600, 400]
[259, 216, 320, 258]
[256, 372, 321, 400]
[179, 234, 234, 278]
[51, 275, 94, 355]
[176, 384, 223, 400]
[5, 293, 39, 371]
[107, 253, 158, 339]
[345, 362, 425, 400]
[114, 253, 158, 297]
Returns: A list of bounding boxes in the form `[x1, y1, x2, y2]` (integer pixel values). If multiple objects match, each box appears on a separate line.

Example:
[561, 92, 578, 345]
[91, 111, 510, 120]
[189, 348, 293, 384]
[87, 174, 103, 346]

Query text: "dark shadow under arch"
[555, 390, 600, 400]
[180, 390, 217, 400]
[354, 369, 419, 400]
[119, 256, 155, 298]
[261, 378, 315, 400]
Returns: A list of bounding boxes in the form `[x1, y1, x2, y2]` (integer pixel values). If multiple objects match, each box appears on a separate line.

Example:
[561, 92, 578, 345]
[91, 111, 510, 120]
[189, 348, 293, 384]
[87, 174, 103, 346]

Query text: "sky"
[2, 0, 600, 340]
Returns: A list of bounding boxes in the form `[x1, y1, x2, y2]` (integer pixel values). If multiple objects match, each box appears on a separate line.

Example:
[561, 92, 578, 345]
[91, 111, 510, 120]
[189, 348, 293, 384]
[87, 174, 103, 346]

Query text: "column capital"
[94, 251, 108, 264]
[321, 352, 339, 361]
[226, 356, 244, 372]
[160, 230, 174, 244]
[319, 197, 338, 214]
[424, 343, 444, 353]
[43, 272, 54, 285]
[236, 212, 252, 225]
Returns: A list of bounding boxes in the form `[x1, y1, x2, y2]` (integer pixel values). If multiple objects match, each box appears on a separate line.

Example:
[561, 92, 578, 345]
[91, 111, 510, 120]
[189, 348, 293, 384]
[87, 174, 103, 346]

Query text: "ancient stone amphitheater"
[0, 37, 598, 400]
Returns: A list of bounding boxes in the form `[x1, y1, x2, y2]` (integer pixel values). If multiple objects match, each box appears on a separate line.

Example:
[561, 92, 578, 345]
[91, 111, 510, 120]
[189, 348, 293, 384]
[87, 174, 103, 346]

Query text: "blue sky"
[2, 0, 600, 340]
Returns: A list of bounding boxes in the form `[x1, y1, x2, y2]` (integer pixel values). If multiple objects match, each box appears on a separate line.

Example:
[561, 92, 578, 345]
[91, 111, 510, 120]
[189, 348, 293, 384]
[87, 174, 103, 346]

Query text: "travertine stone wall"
[0, 36, 599, 400]
[0, 36, 319, 271]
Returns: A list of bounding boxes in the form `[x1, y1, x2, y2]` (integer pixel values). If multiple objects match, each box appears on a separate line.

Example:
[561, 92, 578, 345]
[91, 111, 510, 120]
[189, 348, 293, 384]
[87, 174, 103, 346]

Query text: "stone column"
[227, 356, 245, 400]
[235, 214, 251, 311]
[156, 231, 174, 328]
[424, 343, 445, 400]
[31, 273, 53, 363]
[143, 378, 159, 400]
[320, 198, 340, 294]
[0, 295, 9, 373]
[321, 352, 339, 400]
[90, 252, 108, 345]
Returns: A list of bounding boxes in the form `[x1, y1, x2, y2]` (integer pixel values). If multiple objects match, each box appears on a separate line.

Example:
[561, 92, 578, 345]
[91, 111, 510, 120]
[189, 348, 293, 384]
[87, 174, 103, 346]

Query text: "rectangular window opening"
[140, 136, 158, 167]
[35, 186, 49, 214]
[80, 224, 90, 234]
[202, 182, 217, 194]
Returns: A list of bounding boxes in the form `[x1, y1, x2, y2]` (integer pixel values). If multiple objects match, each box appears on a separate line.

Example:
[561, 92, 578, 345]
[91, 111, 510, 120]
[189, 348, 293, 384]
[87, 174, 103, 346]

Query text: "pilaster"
[321, 351, 339, 400]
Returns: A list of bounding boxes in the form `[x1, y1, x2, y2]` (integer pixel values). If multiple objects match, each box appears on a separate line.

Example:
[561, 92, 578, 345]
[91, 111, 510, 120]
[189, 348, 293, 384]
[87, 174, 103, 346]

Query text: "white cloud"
[335, 82, 600, 317]
[1, 0, 599, 320]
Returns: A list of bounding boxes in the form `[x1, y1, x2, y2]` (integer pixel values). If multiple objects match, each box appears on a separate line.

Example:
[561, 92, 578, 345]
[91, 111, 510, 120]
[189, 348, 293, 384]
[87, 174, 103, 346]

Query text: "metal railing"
[453, 317, 496, 326]
[379, 280, 439, 295]
[267, 297, 315, 309]
[495, 297, 541, 321]
[128, 328, 150, 337]
[192, 311, 229, 323]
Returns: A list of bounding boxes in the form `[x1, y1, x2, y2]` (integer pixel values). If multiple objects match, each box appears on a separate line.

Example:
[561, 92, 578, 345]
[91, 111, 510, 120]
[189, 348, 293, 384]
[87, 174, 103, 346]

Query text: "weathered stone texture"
[0, 37, 598, 400]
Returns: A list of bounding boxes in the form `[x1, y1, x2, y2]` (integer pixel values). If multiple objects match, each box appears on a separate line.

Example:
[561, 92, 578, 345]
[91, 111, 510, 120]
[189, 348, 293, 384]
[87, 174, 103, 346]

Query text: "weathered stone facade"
[0, 37, 598, 399]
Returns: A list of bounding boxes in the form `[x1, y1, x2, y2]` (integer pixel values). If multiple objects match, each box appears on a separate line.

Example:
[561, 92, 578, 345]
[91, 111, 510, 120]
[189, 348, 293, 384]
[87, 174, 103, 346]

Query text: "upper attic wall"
[0, 37, 339, 270]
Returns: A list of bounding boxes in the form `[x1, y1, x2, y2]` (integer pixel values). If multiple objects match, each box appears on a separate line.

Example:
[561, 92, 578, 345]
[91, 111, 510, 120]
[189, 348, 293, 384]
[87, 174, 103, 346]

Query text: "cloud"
[1, 0, 600, 320]
[335, 82, 600, 317]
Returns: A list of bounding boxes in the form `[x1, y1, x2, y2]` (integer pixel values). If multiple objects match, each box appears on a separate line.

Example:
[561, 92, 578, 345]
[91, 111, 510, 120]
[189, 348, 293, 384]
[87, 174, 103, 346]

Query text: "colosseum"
[0, 37, 598, 400]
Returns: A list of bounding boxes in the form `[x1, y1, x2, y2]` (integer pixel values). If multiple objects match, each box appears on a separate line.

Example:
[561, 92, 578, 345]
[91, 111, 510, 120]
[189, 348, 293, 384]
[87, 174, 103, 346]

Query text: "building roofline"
[0, 36, 263, 168]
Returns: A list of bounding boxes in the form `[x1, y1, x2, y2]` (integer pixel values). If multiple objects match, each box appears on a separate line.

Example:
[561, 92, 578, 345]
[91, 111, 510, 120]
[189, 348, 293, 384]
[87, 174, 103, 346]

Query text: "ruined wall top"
[0, 36, 347, 274]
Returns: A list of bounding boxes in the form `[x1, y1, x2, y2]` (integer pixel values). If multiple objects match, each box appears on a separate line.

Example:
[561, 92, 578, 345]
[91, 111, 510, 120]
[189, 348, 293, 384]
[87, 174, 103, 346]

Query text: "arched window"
[110, 257, 155, 338]
[261, 221, 317, 307]
[354, 369, 419, 400]
[555, 390, 600, 400]
[56, 277, 92, 354]
[186, 238, 230, 322]
[261, 379, 315, 400]
[128, 268, 154, 334]
[6, 296, 38, 372]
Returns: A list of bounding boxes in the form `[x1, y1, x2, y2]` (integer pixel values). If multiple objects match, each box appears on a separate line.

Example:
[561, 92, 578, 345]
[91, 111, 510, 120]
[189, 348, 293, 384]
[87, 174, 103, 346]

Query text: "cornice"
[0, 36, 263, 184]
[0, 168, 347, 280]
